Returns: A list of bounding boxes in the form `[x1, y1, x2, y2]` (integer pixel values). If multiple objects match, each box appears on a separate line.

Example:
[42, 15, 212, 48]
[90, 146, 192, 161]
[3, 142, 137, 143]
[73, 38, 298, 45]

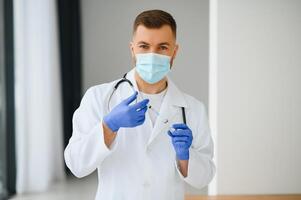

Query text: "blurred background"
[0, 0, 300, 199]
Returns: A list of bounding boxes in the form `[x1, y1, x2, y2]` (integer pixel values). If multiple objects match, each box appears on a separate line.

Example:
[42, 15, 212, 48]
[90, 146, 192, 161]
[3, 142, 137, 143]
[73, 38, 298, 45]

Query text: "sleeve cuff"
[175, 156, 188, 180]
[174, 148, 215, 189]
[174, 149, 200, 184]
[98, 119, 119, 153]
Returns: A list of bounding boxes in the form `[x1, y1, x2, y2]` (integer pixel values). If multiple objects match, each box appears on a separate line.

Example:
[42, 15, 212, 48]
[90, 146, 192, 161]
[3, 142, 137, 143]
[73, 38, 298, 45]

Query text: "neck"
[134, 70, 168, 94]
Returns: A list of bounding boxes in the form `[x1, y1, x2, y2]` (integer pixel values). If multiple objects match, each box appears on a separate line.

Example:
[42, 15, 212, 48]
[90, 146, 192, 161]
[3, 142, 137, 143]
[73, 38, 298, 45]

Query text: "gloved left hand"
[168, 123, 193, 160]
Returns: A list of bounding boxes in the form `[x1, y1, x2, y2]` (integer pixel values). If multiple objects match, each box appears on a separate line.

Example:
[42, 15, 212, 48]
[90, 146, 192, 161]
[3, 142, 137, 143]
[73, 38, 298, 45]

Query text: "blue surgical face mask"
[135, 53, 171, 84]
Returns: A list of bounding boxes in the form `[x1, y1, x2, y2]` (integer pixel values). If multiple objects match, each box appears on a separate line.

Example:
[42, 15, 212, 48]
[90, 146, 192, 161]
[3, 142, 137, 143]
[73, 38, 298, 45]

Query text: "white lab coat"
[64, 68, 215, 200]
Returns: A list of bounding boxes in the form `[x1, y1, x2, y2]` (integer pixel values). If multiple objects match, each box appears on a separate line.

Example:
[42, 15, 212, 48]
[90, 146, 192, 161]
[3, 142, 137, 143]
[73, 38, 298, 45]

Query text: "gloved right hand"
[103, 91, 149, 132]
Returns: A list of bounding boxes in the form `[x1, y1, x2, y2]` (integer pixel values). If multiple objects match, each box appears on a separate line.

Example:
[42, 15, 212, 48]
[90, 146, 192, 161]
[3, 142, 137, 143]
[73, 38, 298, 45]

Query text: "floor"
[186, 195, 301, 200]
[10, 172, 301, 200]
[10, 173, 98, 200]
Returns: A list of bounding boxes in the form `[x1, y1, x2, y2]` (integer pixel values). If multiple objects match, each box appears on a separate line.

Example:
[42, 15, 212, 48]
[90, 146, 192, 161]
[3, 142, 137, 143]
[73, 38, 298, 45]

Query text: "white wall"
[216, 0, 301, 194]
[81, 0, 210, 194]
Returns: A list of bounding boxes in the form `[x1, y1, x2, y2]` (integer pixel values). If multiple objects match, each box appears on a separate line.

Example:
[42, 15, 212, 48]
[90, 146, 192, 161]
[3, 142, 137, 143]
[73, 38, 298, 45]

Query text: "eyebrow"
[137, 41, 150, 45]
[137, 41, 170, 46]
[158, 42, 170, 46]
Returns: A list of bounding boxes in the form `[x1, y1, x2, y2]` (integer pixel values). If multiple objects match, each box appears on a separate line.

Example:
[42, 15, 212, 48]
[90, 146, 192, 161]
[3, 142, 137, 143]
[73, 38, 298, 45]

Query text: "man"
[64, 9, 215, 200]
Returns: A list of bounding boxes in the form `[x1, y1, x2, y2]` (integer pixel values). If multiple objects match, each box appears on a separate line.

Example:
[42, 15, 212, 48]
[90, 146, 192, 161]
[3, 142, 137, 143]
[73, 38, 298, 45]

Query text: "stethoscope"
[108, 73, 187, 125]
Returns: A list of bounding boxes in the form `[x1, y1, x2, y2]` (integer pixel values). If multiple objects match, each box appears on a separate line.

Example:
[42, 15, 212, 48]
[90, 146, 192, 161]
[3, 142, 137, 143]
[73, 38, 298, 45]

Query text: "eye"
[160, 46, 168, 50]
[139, 45, 149, 49]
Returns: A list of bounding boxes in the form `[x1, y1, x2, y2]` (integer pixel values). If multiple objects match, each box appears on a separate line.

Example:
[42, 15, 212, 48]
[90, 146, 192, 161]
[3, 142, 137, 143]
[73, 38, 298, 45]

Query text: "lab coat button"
[146, 146, 152, 152]
[143, 181, 150, 187]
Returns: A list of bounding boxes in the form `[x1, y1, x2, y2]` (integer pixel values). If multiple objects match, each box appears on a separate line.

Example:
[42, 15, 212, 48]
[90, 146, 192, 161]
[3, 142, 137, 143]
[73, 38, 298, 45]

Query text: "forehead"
[133, 25, 175, 44]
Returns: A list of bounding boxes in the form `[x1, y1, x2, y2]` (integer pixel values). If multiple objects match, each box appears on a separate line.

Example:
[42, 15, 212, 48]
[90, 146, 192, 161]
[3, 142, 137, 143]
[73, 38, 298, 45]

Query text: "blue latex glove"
[103, 91, 149, 132]
[168, 123, 193, 160]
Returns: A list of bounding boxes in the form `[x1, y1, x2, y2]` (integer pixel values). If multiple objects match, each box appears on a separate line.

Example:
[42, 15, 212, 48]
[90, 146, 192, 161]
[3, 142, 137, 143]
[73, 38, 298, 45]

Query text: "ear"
[170, 44, 179, 67]
[129, 42, 136, 66]
[129, 42, 135, 58]
[173, 44, 179, 59]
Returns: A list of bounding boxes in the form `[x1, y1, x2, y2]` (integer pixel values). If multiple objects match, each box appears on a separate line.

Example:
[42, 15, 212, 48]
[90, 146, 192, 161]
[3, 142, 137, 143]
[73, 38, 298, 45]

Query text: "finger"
[137, 105, 148, 114]
[123, 91, 138, 105]
[168, 130, 174, 137]
[129, 99, 149, 111]
[172, 123, 188, 130]
[137, 114, 145, 121]
[137, 116, 145, 124]
[173, 141, 187, 147]
[173, 137, 189, 143]
[172, 129, 192, 137]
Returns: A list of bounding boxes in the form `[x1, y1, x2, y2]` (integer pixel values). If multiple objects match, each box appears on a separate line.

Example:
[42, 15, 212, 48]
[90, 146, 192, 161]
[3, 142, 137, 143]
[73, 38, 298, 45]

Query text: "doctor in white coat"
[64, 9, 215, 200]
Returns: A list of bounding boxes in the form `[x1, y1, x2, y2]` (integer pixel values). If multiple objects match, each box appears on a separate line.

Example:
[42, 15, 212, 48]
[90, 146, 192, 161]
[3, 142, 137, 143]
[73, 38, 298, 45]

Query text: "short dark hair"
[133, 9, 177, 38]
